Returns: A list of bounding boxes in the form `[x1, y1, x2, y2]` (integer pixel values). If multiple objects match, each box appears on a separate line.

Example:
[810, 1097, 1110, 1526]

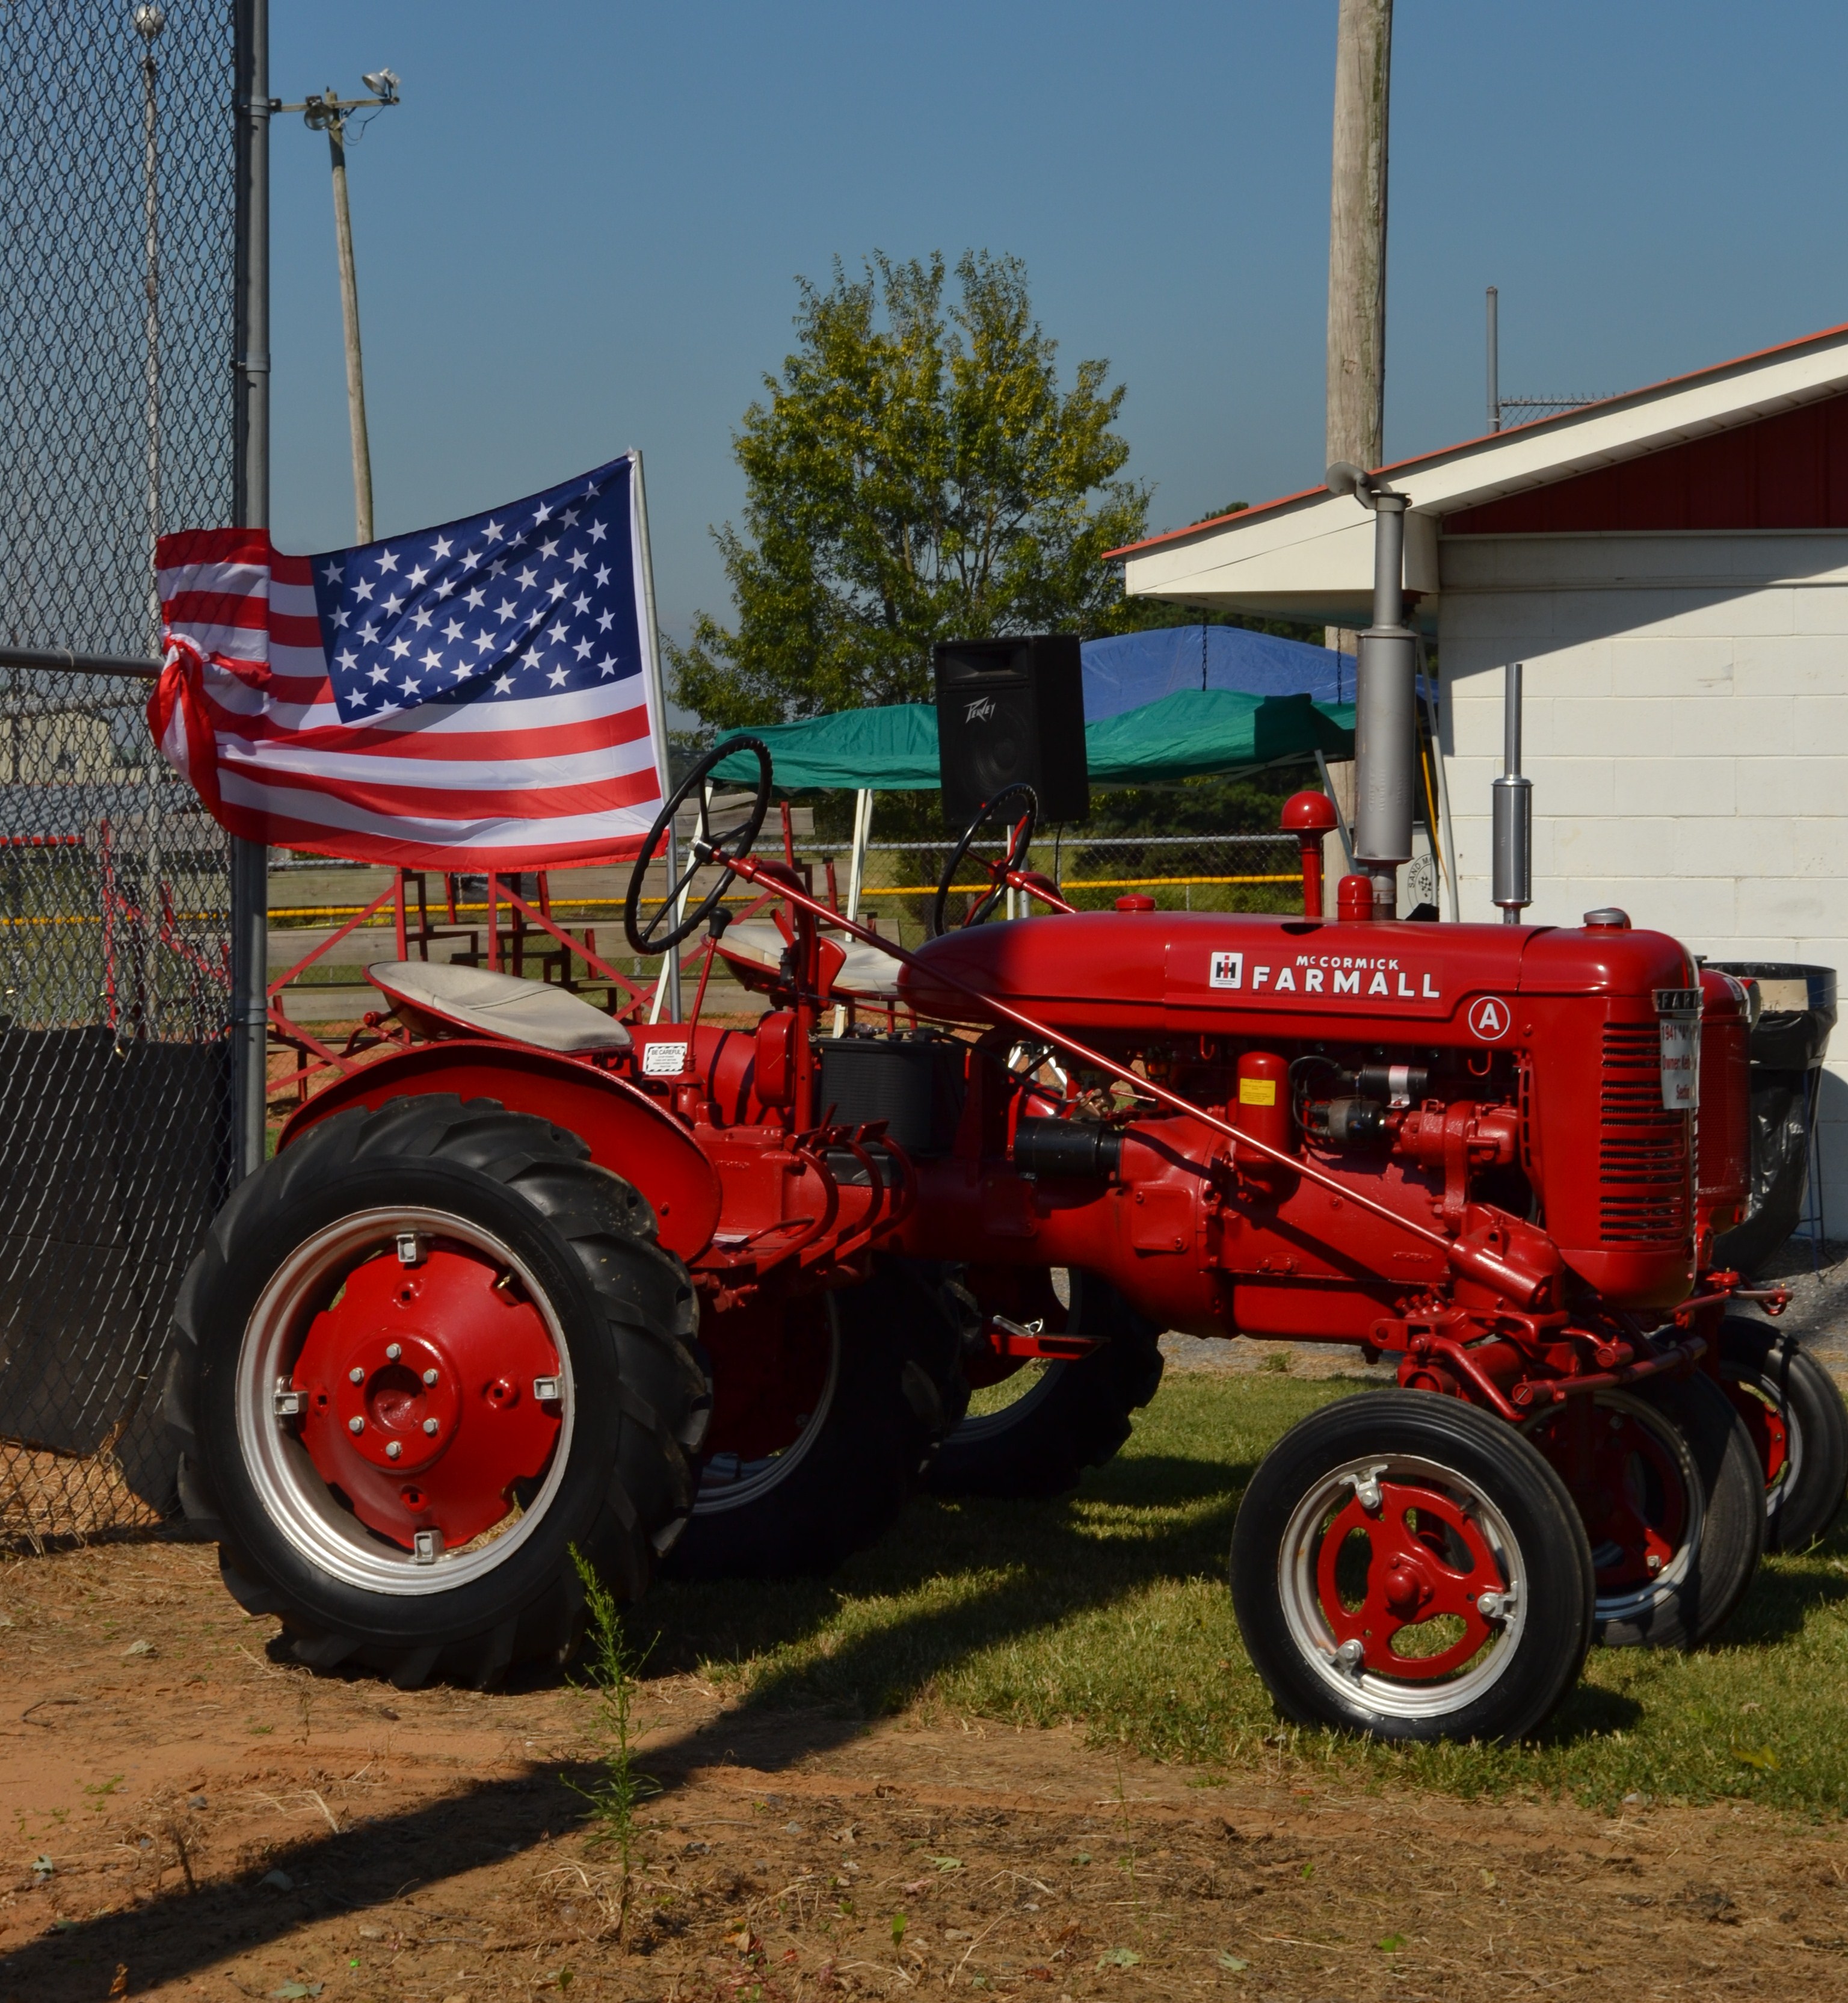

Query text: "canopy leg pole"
[1315, 750, 1356, 872]
[1417, 636, 1461, 922]
[832, 786, 873, 1038]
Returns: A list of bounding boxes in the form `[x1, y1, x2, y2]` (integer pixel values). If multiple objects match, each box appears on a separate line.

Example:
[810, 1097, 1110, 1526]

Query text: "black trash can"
[1707, 962, 1837, 1273]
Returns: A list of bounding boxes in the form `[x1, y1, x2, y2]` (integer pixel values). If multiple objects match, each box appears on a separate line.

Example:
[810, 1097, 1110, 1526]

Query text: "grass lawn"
[644, 1369, 1848, 1816]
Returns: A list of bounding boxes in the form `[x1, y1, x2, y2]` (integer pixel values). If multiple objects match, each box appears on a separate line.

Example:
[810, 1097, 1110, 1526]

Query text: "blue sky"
[271, 1, 1848, 661]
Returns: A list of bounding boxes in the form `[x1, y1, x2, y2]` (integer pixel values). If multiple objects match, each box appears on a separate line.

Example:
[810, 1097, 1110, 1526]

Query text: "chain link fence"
[0, 3, 236, 1546]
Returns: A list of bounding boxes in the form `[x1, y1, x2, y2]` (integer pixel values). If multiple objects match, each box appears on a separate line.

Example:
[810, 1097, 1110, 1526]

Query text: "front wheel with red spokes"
[166, 1097, 708, 1688]
[1231, 1391, 1595, 1742]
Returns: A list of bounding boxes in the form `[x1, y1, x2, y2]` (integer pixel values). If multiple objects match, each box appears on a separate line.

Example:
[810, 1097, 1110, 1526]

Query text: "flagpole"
[230, 0, 270, 1180]
[627, 448, 679, 1022]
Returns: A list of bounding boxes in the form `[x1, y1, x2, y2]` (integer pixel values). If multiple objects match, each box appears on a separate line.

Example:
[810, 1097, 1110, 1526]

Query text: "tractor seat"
[715, 918, 901, 998]
[366, 960, 632, 1054]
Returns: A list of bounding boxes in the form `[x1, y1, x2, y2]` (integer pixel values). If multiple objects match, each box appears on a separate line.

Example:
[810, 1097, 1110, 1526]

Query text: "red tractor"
[162, 487, 1844, 1737]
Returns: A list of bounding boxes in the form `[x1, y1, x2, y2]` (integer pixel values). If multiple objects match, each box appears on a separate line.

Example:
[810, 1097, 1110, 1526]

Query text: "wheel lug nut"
[347, 1416, 364, 1434]
[386, 1440, 403, 1460]
[348, 1366, 364, 1384]
[423, 1418, 439, 1436]
[386, 1342, 402, 1362]
[422, 1368, 439, 1386]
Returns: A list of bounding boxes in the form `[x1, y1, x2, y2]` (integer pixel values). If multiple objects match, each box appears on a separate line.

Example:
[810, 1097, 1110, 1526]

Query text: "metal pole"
[1417, 637, 1461, 922]
[135, 7, 166, 1034]
[1486, 285, 1500, 433]
[231, 0, 270, 1179]
[627, 449, 678, 1020]
[135, 5, 164, 656]
[325, 107, 374, 543]
[1352, 492, 1415, 915]
[1314, 748, 1355, 872]
[845, 786, 872, 923]
[1491, 661, 1532, 924]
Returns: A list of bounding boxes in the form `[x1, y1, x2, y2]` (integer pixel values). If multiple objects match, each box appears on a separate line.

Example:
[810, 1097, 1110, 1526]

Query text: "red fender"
[279, 1041, 723, 1262]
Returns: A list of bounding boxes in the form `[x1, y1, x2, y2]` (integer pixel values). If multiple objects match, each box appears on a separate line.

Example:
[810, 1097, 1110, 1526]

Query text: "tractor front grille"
[1598, 1023, 1691, 1243]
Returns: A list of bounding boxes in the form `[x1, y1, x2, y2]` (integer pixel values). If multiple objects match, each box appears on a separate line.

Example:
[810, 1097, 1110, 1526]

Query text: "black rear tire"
[1526, 1372, 1765, 1650]
[164, 1096, 707, 1688]
[1230, 1390, 1595, 1742]
[926, 1271, 1164, 1499]
[665, 1256, 963, 1580]
[1719, 1315, 1848, 1551]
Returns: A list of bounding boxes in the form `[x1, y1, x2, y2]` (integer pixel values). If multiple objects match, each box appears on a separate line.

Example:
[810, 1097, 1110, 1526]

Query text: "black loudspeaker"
[933, 634, 1089, 826]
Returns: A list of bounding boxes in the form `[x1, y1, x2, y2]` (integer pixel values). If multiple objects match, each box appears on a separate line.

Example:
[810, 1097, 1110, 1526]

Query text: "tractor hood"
[898, 910, 1690, 1044]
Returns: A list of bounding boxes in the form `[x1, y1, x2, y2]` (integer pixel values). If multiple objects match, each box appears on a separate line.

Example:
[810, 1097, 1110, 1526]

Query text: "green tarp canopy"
[707, 689, 1356, 792]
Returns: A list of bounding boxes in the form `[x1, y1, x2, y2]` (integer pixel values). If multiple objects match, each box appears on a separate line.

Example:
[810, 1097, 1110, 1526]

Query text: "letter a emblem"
[1467, 995, 1512, 1042]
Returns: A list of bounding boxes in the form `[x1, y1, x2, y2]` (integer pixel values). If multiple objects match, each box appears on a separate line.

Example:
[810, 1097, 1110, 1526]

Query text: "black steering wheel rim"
[623, 736, 773, 956]
[930, 782, 1040, 937]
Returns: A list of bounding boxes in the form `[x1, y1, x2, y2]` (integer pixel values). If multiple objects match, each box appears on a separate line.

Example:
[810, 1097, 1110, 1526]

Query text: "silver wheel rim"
[235, 1205, 576, 1597]
[1277, 1451, 1528, 1723]
[1526, 1390, 1702, 1625]
[692, 1298, 840, 1516]
[953, 1360, 1066, 1442]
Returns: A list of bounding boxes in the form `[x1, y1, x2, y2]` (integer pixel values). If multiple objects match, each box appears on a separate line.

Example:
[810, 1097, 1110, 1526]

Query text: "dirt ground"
[6, 1539, 1848, 2003]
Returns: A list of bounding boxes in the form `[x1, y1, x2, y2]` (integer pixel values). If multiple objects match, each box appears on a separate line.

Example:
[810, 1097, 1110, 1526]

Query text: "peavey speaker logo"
[963, 696, 997, 724]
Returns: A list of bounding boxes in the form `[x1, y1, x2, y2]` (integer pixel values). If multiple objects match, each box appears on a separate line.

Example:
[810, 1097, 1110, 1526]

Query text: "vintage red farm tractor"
[165, 499, 1846, 1740]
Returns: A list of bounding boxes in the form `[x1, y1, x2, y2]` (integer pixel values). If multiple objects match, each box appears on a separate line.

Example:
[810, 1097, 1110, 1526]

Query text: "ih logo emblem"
[1209, 951, 1243, 990]
[1467, 996, 1512, 1042]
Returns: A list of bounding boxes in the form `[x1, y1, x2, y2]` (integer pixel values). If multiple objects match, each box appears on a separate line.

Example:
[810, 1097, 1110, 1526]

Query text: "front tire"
[1230, 1390, 1595, 1742]
[1524, 1372, 1764, 1649]
[1719, 1316, 1848, 1551]
[164, 1096, 707, 1688]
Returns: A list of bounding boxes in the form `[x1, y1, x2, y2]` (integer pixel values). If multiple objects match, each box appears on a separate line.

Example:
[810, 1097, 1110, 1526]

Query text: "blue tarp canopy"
[707, 689, 1355, 792]
[1081, 625, 1354, 717]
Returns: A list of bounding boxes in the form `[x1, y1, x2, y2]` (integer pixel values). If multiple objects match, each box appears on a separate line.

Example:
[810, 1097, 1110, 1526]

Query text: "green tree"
[670, 250, 1151, 730]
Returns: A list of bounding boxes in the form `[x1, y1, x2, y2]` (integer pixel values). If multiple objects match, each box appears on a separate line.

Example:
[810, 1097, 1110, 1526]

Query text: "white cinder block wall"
[1438, 531, 1848, 1230]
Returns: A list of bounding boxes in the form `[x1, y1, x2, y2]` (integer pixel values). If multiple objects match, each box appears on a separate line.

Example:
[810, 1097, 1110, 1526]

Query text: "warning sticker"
[641, 1041, 689, 1076]
[1238, 1076, 1277, 1106]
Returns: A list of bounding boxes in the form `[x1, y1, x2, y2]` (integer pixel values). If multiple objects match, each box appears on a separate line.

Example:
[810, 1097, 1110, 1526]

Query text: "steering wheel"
[623, 736, 772, 956]
[930, 783, 1039, 937]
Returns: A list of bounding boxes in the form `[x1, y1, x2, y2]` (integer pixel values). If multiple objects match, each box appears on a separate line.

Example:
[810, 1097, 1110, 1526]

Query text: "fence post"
[230, 0, 269, 1179]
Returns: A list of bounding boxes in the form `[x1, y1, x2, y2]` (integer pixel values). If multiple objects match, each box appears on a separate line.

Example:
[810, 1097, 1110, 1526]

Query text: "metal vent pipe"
[1491, 660, 1532, 922]
[1354, 495, 1415, 915]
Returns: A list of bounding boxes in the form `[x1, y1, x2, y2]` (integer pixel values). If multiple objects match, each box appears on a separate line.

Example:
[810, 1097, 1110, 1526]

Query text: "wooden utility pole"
[1326, 0, 1392, 474]
[276, 73, 399, 544]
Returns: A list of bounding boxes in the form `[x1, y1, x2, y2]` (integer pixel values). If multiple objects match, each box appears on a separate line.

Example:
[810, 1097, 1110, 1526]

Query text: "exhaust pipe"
[1492, 661, 1532, 924]
[1328, 463, 1415, 916]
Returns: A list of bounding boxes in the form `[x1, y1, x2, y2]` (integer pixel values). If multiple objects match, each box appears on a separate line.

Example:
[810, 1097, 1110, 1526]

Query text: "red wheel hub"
[291, 1245, 562, 1552]
[1723, 1375, 1790, 1492]
[1529, 1401, 1687, 1593]
[1316, 1480, 1503, 1680]
[700, 1291, 832, 1461]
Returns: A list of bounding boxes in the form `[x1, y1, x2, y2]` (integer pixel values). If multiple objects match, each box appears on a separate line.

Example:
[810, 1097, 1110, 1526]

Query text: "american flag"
[149, 452, 668, 868]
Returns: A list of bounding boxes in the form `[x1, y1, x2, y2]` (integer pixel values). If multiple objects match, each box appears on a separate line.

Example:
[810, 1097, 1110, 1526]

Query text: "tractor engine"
[878, 905, 1729, 1398]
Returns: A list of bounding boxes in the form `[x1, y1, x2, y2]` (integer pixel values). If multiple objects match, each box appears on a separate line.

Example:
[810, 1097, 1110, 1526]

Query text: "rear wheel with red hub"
[1523, 1374, 1764, 1649]
[665, 1258, 964, 1580]
[927, 1268, 1165, 1499]
[1231, 1391, 1594, 1741]
[165, 1097, 708, 1688]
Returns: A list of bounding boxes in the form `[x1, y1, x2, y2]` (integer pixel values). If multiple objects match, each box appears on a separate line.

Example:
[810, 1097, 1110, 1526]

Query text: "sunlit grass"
[644, 1372, 1848, 1815]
